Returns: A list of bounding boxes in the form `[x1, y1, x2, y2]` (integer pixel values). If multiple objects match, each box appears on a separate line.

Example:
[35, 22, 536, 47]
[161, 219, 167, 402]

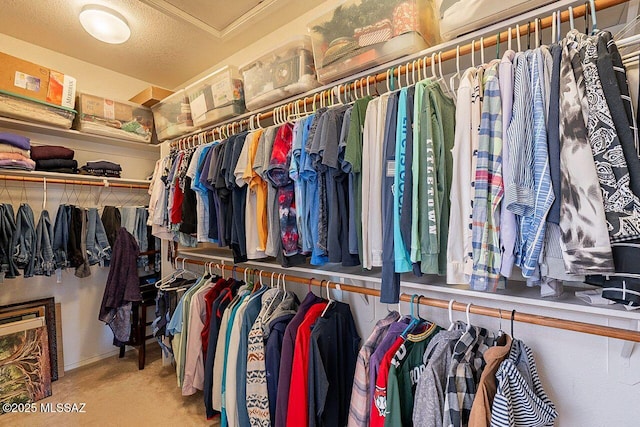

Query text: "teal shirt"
[221, 291, 249, 427]
[394, 88, 413, 272]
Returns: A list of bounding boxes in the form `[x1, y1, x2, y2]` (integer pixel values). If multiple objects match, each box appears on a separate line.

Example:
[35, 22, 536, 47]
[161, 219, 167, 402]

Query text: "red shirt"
[370, 336, 405, 427]
[285, 302, 327, 427]
[200, 279, 230, 357]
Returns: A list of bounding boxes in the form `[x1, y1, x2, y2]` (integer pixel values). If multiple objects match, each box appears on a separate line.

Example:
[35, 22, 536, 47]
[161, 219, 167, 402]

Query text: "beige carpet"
[2, 346, 221, 427]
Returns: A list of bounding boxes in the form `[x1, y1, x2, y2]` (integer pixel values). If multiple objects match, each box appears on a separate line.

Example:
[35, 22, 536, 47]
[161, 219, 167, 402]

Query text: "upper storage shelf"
[0, 116, 161, 152]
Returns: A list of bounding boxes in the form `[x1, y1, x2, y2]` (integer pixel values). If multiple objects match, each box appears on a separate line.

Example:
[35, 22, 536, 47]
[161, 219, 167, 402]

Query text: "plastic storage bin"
[76, 93, 154, 143]
[0, 90, 76, 128]
[151, 90, 194, 141]
[308, 0, 440, 84]
[438, 0, 555, 40]
[240, 36, 320, 111]
[186, 66, 245, 127]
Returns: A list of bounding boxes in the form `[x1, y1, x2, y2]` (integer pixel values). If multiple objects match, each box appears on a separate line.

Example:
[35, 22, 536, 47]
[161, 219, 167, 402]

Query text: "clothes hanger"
[496, 32, 501, 59]
[589, 0, 598, 34]
[447, 299, 457, 331]
[569, 6, 575, 31]
[0, 178, 12, 206]
[449, 46, 460, 101]
[480, 37, 485, 64]
[400, 295, 423, 338]
[516, 24, 522, 52]
[411, 59, 417, 85]
[535, 18, 540, 48]
[471, 39, 476, 68]
[404, 61, 412, 87]
[321, 280, 334, 317]
[465, 303, 473, 332]
[431, 53, 437, 81]
[511, 309, 517, 338]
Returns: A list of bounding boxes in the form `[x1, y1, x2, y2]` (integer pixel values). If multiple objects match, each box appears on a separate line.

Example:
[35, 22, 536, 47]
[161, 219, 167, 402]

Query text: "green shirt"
[344, 96, 373, 264]
[384, 323, 442, 427]
[429, 82, 456, 275]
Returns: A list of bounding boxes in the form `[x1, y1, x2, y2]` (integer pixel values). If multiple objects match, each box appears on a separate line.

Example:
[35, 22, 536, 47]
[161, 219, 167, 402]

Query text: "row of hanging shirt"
[0, 199, 152, 281]
[149, 27, 640, 306]
[157, 266, 361, 427]
[451, 27, 640, 306]
[350, 302, 556, 427]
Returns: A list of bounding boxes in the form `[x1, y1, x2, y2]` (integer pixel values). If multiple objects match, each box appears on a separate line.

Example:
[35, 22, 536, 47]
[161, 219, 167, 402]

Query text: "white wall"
[0, 181, 153, 371]
[0, 35, 160, 371]
[0, 33, 152, 101]
[179, 0, 347, 89]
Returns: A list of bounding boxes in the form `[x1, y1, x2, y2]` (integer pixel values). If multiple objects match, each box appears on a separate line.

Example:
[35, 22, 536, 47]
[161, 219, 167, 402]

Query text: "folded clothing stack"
[31, 145, 77, 174]
[0, 133, 35, 171]
[79, 160, 122, 178]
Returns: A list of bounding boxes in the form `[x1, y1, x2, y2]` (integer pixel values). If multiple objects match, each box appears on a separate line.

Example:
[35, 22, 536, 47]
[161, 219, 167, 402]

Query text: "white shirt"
[447, 68, 476, 284]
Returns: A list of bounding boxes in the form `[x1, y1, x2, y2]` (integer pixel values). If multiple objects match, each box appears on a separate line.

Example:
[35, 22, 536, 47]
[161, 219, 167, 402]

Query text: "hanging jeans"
[86, 208, 111, 266]
[53, 204, 71, 269]
[101, 206, 121, 248]
[34, 210, 54, 276]
[0, 204, 19, 279]
[12, 203, 37, 278]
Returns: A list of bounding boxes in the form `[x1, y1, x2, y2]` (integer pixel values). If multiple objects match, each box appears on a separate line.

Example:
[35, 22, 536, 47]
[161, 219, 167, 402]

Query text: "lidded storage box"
[76, 93, 154, 143]
[151, 90, 194, 141]
[0, 90, 76, 129]
[186, 66, 245, 127]
[438, 0, 555, 40]
[240, 36, 320, 111]
[308, 0, 440, 84]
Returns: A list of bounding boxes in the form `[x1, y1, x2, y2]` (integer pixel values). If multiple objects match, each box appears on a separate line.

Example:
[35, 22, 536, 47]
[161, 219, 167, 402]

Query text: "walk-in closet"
[0, 0, 639, 426]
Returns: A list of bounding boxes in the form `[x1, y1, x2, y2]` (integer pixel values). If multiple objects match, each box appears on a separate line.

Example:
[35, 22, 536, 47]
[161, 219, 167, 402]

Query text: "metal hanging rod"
[0, 174, 149, 189]
[169, 0, 630, 149]
[175, 256, 640, 343]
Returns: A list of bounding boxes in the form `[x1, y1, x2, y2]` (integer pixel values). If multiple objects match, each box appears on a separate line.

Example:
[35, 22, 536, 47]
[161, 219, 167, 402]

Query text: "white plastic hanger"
[471, 39, 476, 67]
[569, 6, 575, 30]
[447, 299, 457, 330]
[449, 46, 460, 101]
[321, 280, 334, 317]
[465, 303, 473, 332]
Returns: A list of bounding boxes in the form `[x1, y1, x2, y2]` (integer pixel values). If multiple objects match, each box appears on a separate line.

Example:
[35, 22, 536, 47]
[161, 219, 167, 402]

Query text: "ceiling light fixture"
[79, 5, 131, 44]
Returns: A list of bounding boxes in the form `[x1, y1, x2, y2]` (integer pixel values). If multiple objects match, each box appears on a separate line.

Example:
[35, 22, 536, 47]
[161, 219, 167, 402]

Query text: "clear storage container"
[438, 0, 555, 41]
[186, 66, 246, 127]
[308, 0, 440, 84]
[0, 90, 76, 128]
[240, 36, 320, 111]
[76, 93, 154, 143]
[151, 90, 194, 141]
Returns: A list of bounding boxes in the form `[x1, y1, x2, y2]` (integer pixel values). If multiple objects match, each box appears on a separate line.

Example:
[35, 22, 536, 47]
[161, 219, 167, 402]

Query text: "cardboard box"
[47, 70, 76, 110]
[0, 51, 50, 102]
[0, 52, 76, 109]
[79, 93, 133, 122]
[129, 86, 174, 108]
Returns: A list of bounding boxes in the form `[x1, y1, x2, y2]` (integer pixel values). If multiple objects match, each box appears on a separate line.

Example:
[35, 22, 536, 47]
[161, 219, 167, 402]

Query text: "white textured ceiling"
[0, 0, 322, 89]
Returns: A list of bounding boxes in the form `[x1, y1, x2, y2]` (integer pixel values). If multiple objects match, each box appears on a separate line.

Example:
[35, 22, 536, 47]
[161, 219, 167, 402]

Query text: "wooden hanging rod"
[170, 0, 630, 148]
[175, 256, 640, 343]
[0, 174, 149, 189]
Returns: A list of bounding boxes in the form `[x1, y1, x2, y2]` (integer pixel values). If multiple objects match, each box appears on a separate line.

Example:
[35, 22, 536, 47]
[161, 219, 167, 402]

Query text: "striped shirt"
[347, 311, 400, 427]
[518, 50, 554, 277]
[470, 61, 504, 291]
[490, 340, 557, 427]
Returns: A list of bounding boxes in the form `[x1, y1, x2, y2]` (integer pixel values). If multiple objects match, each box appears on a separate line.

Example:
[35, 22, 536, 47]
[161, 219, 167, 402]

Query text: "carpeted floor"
[2, 346, 220, 427]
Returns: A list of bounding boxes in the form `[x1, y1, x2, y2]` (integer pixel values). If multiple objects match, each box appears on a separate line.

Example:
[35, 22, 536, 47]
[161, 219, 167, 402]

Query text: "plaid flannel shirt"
[470, 62, 505, 291]
[443, 326, 496, 427]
